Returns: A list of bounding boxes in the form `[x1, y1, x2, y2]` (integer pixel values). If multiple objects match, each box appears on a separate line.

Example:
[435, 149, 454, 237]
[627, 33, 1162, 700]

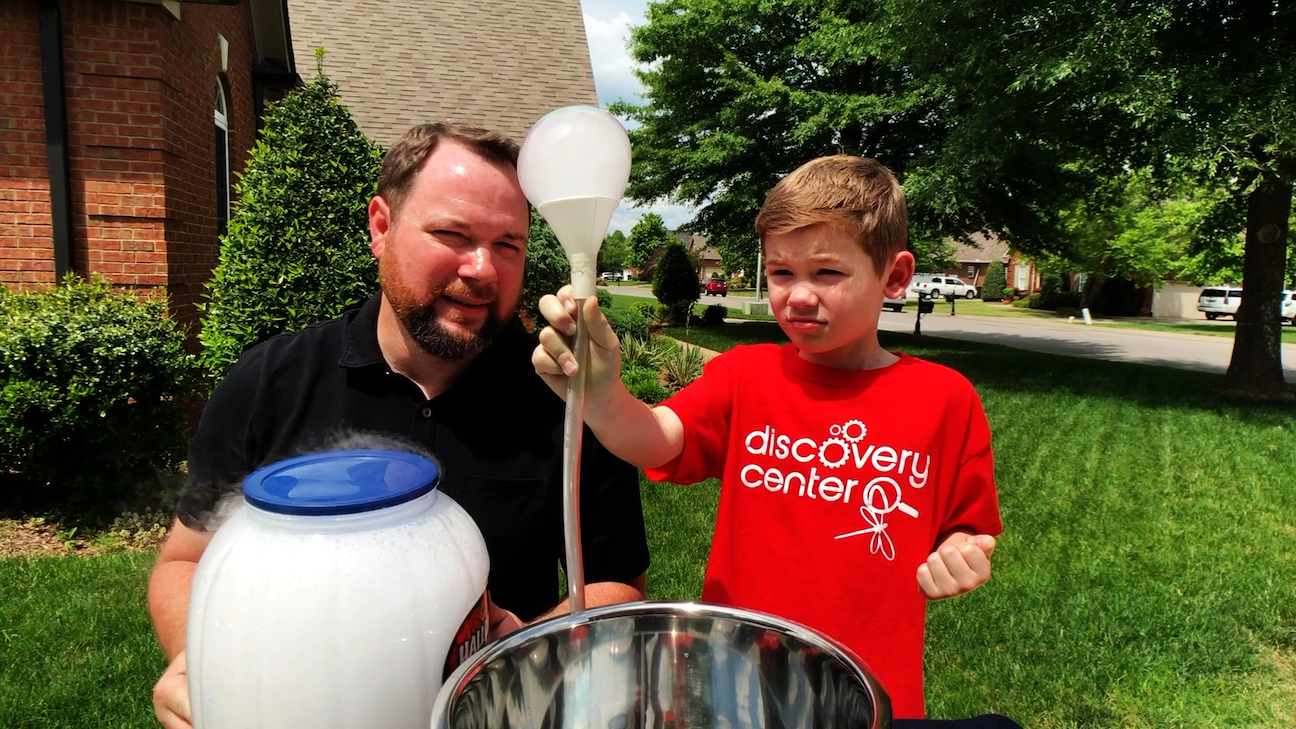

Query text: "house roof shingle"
[286, 0, 598, 146]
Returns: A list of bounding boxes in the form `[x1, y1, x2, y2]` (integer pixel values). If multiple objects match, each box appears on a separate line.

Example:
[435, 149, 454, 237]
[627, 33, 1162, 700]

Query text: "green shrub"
[632, 301, 664, 325]
[605, 308, 649, 343]
[1013, 298, 1032, 308]
[595, 288, 614, 309]
[622, 364, 670, 404]
[703, 304, 727, 326]
[661, 343, 706, 390]
[982, 262, 1007, 302]
[1002, 286, 1016, 300]
[0, 275, 198, 514]
[1055, 291, 1082, 310]
[665, 301, 693, 326]
[652, 242, 700, 309]
[620, 335, 658, 369]
[200, 65, 384, 381]
[1038, 270, 1065, 310]
[1091, 277, 1144, 317]
[522, 215, 571, 325]
[1027, 293, 1044, 309]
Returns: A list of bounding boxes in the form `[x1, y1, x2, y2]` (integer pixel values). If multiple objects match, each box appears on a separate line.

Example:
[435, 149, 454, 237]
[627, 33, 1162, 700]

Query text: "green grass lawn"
[926, 299, 1067, 319]
[1094, 319, 1296, 344]
[0, 552, 164, 729]
[925, 299, 1296, 343]
[4, 324, 1294, 728]
[664, 322, 1296, 728]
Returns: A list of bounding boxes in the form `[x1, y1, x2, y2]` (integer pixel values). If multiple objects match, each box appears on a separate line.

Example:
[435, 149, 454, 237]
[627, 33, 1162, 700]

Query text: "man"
[149, 123, 650, 729]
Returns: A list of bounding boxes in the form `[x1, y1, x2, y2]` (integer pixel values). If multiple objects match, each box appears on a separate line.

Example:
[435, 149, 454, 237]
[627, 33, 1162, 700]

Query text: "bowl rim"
[430, 599, 891, 729]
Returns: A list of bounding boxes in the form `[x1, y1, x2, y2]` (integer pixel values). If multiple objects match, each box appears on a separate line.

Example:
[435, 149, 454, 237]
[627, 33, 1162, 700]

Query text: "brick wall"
[0, 2, 55, 289]
[0, 0, 256, 326]
[156, 2, 256, 324]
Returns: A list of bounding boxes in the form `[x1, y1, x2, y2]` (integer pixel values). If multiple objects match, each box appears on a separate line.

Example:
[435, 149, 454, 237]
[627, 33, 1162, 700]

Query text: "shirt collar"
[338, 294, 387, 369]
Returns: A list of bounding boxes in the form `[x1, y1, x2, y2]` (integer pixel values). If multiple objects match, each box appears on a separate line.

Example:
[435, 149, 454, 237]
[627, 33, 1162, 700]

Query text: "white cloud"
[581, 2, 699, 234]
[610, 200, 696, 235]
[582, 11, 643, 107]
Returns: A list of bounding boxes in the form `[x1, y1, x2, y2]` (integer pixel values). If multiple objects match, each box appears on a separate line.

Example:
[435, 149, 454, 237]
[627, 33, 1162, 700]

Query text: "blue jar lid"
[243, 449, 440, 516]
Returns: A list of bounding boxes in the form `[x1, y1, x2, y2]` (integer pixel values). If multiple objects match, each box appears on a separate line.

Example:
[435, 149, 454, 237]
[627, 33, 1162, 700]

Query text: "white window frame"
[214, 81, 230, 234]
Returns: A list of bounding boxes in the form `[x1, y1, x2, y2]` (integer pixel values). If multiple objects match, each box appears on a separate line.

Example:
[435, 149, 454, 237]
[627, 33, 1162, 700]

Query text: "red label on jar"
[443, 592, 488, 681]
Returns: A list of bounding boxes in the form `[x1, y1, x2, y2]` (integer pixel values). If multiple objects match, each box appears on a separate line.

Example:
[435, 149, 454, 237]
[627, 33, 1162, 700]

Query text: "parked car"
[1197, 286, 1243, 320]
[883, 294, 906, 312]
[1283, 290, 1296, 325]
[599, 271, 625, 282]
[910, 275, 978, 299]
[701, 277, 729, 296]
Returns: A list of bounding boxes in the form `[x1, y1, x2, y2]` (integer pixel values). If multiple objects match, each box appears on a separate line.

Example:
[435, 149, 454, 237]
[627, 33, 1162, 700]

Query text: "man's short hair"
[755, 155, 908, 275]
[378, 122, 520, 220]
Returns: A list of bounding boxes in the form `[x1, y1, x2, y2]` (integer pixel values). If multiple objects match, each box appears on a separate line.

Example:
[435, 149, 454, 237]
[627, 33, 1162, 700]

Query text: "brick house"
[933, 234, 1042, 295]
[939, 233, 1010, 291]
[2, 0, 597, 325]
[1, 0, 294, 325]
[675, 231, 724, 280]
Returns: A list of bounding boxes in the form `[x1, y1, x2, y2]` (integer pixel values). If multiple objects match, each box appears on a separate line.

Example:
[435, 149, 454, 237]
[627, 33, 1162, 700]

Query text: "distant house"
[675, 231, 724, 279]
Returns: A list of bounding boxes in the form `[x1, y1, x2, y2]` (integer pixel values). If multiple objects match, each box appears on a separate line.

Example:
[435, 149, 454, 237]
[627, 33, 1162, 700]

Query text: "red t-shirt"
[646, 344, 1001, 718]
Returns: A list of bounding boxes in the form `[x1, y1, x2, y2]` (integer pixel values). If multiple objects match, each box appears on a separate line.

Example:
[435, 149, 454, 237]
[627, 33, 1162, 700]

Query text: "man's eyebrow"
[501, 230, 527, 243]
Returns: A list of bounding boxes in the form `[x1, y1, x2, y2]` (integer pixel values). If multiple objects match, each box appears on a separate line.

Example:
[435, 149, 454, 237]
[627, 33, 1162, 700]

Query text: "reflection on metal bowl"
[431, 601, 891, 729]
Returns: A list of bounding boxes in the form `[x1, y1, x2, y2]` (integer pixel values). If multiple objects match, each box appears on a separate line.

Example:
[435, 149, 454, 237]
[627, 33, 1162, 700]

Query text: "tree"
[627, 212, 674, 270]
[1057, 172, 1235, 290]
[200, 53, 383, 380]
[611, 0, 1069, 291]
[598, 230, 629, 273]
[622, 0, 1293, 395]
[652, 242, 700, 323]
[981, 261, 1006, 302]
[521, 213, 569, 318]
[882, 0, 1294, 396]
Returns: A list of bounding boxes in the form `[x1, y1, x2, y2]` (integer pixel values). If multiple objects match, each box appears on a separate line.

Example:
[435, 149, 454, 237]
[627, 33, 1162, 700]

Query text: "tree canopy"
[620, 0, 1294, 395]
[627, 212, 676, 270]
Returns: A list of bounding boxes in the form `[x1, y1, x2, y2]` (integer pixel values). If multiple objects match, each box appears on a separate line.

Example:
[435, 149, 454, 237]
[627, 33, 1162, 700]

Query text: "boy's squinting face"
[764, 223, 913, 367]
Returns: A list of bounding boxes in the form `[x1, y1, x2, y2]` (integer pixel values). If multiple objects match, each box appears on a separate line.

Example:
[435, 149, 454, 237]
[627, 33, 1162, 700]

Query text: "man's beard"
[383, 263, 508, 360]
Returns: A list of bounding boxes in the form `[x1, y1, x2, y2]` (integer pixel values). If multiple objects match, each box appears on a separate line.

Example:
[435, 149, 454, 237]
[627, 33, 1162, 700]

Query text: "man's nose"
[459, 245, 497, 285]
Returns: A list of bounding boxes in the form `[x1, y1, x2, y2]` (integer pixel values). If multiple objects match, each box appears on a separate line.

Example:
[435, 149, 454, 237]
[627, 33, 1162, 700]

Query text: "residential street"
[611, 285, 1296, 381]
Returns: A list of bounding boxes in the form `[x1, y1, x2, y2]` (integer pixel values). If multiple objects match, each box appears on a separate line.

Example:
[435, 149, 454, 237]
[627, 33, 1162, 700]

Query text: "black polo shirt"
[178, 295, 650, 622]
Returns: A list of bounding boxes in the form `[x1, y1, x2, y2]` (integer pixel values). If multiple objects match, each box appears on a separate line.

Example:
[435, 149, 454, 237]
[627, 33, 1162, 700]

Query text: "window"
[1014, 264, 1030, 290]
[214, 81, 230, 236]
[931, 277, 942, 283]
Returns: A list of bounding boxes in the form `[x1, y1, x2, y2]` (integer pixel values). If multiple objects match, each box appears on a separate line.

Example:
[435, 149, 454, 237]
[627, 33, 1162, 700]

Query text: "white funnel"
[518, 106, 631, 299]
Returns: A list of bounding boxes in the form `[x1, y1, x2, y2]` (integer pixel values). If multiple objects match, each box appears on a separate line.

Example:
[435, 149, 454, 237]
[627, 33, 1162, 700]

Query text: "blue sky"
[580, 0, 698, 234]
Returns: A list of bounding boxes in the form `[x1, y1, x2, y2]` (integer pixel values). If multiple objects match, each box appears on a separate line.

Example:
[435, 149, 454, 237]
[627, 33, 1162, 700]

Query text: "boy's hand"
[917, 533, 996, 600]
[532, 285, 623, 403]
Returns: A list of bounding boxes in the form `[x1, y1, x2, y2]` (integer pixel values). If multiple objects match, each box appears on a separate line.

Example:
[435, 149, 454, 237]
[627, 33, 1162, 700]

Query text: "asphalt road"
[610, 285, 1296, 381]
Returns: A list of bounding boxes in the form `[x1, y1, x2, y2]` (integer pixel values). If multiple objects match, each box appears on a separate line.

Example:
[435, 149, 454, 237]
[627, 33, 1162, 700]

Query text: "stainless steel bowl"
[431, 601, 891, 729]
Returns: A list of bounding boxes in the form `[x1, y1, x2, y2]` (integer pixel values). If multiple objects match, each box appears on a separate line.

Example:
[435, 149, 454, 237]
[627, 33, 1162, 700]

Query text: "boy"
[532, 155, 1001, 718]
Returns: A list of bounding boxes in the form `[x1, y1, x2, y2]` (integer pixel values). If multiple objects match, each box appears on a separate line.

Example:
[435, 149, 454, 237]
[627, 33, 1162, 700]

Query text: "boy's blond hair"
[755, 155, 907, 275]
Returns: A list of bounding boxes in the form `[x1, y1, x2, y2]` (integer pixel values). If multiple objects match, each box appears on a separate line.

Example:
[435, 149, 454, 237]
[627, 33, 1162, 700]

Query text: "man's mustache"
[436, 281, 498, 305]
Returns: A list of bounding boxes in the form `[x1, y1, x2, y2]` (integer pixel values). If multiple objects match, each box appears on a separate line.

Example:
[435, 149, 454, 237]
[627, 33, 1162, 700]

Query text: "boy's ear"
[883, 250, 916, 299]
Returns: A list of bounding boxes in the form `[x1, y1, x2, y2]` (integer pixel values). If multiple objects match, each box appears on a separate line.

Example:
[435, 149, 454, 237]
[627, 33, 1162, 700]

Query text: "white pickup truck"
[910, 275, 978, 299]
